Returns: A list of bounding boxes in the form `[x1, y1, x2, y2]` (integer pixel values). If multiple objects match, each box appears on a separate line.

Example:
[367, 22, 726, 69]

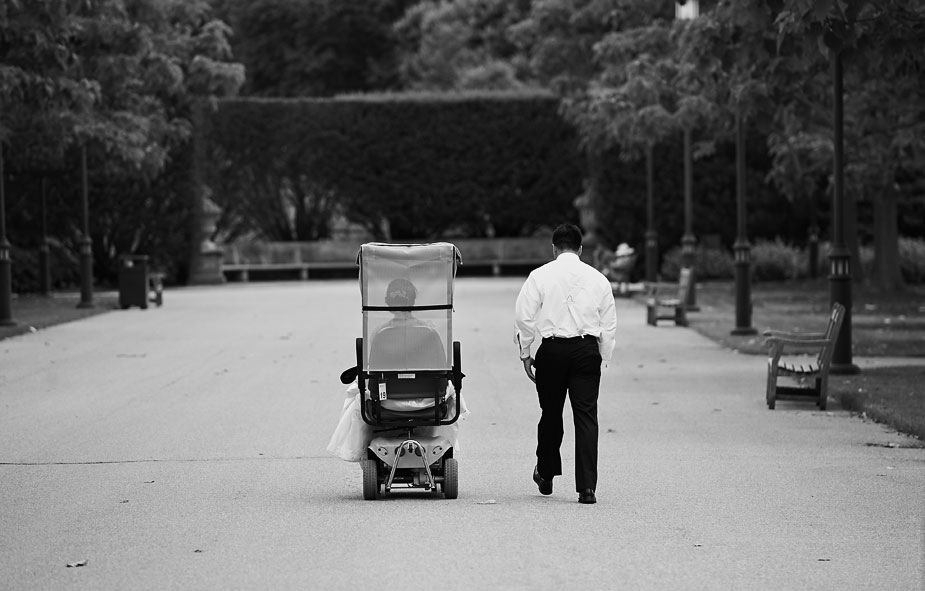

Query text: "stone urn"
[573, 181, 600, 265]
[188, 195, 225, 285]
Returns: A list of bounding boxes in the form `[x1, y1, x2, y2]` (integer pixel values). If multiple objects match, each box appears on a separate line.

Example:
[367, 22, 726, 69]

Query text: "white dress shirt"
[514, 252, 617, 364]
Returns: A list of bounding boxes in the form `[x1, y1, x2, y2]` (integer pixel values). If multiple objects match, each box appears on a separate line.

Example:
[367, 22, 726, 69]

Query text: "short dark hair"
[385, 278, 417, 306]
[552, 224, 583, 252]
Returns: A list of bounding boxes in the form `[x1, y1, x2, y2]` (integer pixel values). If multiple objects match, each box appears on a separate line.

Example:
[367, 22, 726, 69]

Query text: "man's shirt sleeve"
[514, 274, 540, 359]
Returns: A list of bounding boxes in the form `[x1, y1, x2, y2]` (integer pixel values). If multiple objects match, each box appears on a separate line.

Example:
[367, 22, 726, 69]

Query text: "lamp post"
[828, 49, 857, 374]
[677, 0, 699, 310]
[681, 126, 698, 311]
[77, 145, 94, 309]
[731, 109, 756, 335]
[39, 177, 51, 295]
[0, 142, 15, 326]
[644, 143, 658, 282]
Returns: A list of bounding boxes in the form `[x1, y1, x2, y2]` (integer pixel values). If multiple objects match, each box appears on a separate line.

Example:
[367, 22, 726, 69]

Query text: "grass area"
[0, 292, 118, 341]
[832, 365, 925, 441]
[682, 279, 925, 440]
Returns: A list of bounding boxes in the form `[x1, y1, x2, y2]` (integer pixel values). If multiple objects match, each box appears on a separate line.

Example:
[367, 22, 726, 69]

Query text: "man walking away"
[514, 224, 617, 504]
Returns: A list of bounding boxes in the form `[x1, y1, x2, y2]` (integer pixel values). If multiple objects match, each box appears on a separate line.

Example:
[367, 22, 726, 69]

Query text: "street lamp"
[0, 142, 16, 326]
[677, 0, 699, 311]
[732, 109, 756, 335]
[77, 145, 94, 309]
[39, 177, 51, 295]
[644, 143, 657, 282]
[828, 49, 857, 373]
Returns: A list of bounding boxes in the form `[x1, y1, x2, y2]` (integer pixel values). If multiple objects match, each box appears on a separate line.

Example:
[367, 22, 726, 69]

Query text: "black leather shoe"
[578, 489, 596, 504]
[533, 466, 553, 495]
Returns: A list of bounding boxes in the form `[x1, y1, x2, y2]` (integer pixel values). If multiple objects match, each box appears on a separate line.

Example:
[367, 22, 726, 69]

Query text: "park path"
[0, 279, 922, 590]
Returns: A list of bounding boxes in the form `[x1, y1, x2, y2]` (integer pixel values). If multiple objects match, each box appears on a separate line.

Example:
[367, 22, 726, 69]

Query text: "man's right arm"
[514, 274, 540, 359]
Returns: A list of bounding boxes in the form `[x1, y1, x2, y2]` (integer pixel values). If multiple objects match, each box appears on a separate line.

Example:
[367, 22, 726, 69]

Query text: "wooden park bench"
[450, 237, 550, 276]
[763, 302, 846, 410]
[222, 241, 361, 281]
[645, 267, 692, 327]
[221, 237, 553, 281]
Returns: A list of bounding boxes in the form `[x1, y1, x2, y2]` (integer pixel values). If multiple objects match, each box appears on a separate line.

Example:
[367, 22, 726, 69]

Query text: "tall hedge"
[196, 91, 585, 241]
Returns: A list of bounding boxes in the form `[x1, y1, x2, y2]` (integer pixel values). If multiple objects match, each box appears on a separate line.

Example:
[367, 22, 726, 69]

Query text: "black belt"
[543, 335, 595, 342]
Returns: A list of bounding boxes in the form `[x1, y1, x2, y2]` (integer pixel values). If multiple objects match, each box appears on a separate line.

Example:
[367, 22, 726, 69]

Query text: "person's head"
[552, 223, 583, 257]
[385, 278, 417, 308]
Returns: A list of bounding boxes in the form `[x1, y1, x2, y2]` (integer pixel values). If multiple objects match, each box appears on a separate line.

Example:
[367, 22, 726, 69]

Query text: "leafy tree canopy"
[219, 0, 416, 97]
[1, 0, 244, 180]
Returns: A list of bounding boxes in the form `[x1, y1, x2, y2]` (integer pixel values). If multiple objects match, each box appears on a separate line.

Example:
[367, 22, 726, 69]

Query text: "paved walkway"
[0, 279, 922, 590]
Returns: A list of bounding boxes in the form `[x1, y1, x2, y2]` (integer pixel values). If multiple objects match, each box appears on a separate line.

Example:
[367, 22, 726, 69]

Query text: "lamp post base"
[830, 362, 860, 375]
[681, 233, 699, 312]
[77, 237, 94, 309]
[39, 242, 51, 296]
[644, 230, 658, 283]
[731, 241, 754, 335]
[0, 241, 15, 326]
[731, 327, 757, 336]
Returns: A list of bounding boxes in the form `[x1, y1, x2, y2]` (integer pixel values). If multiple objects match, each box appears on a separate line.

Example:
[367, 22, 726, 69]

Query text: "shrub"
[699, 247, 735, 280]
[899, 237, 925, 284]
[659, 246, 734, 281]
[11, 241, 81, 293]
[751, 239, 802, 281]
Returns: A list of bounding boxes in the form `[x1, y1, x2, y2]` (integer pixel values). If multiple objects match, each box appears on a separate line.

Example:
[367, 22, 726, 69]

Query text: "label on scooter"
[378, 382, 388, 399]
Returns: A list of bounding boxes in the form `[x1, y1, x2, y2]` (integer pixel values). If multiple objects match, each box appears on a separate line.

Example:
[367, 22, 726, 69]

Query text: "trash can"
[119, 255, 150, 310]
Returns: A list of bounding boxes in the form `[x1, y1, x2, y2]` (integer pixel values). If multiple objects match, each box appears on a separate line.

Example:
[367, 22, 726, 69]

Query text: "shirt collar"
[557, 252, 581, 262]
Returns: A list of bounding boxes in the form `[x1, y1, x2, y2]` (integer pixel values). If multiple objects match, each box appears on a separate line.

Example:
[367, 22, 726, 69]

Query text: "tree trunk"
[294, 193, 310, 241]
[872, 188, 905, 291]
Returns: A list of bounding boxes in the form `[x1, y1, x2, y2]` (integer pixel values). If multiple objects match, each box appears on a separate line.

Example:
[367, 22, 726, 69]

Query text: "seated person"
[609, 243, 636, 295]
[369, 278, 447, 371]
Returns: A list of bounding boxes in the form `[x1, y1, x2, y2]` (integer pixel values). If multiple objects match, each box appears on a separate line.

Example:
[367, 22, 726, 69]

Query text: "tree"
[775, 0, 925, 289]
[1, 0, 244, 286]
[0, 1, 98, 168]
[393, 0, 533, 91]
[224, 0, 411, 97]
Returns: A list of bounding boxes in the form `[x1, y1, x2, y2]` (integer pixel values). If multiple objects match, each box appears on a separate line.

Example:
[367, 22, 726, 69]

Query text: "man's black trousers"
[534, 336, 601, 492]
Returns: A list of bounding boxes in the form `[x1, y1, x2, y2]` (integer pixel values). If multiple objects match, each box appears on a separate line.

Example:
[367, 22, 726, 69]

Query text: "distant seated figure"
[369, 278, 447, 370]
[609, 243, 636, 296]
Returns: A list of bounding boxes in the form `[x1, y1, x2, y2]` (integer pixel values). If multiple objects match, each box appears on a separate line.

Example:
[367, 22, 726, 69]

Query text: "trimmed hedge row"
[197, 92, 584, 241]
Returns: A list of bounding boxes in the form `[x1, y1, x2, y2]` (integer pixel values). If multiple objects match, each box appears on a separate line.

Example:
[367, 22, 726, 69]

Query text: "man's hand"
[522, 357, 536, 383]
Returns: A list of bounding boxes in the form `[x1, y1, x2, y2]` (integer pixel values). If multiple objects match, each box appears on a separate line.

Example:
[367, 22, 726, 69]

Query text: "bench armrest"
[766, 337, 830, 367]
[645, 282, 680, 294]
[762, 329, 826, 340]
[765, 336, 830, 348]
